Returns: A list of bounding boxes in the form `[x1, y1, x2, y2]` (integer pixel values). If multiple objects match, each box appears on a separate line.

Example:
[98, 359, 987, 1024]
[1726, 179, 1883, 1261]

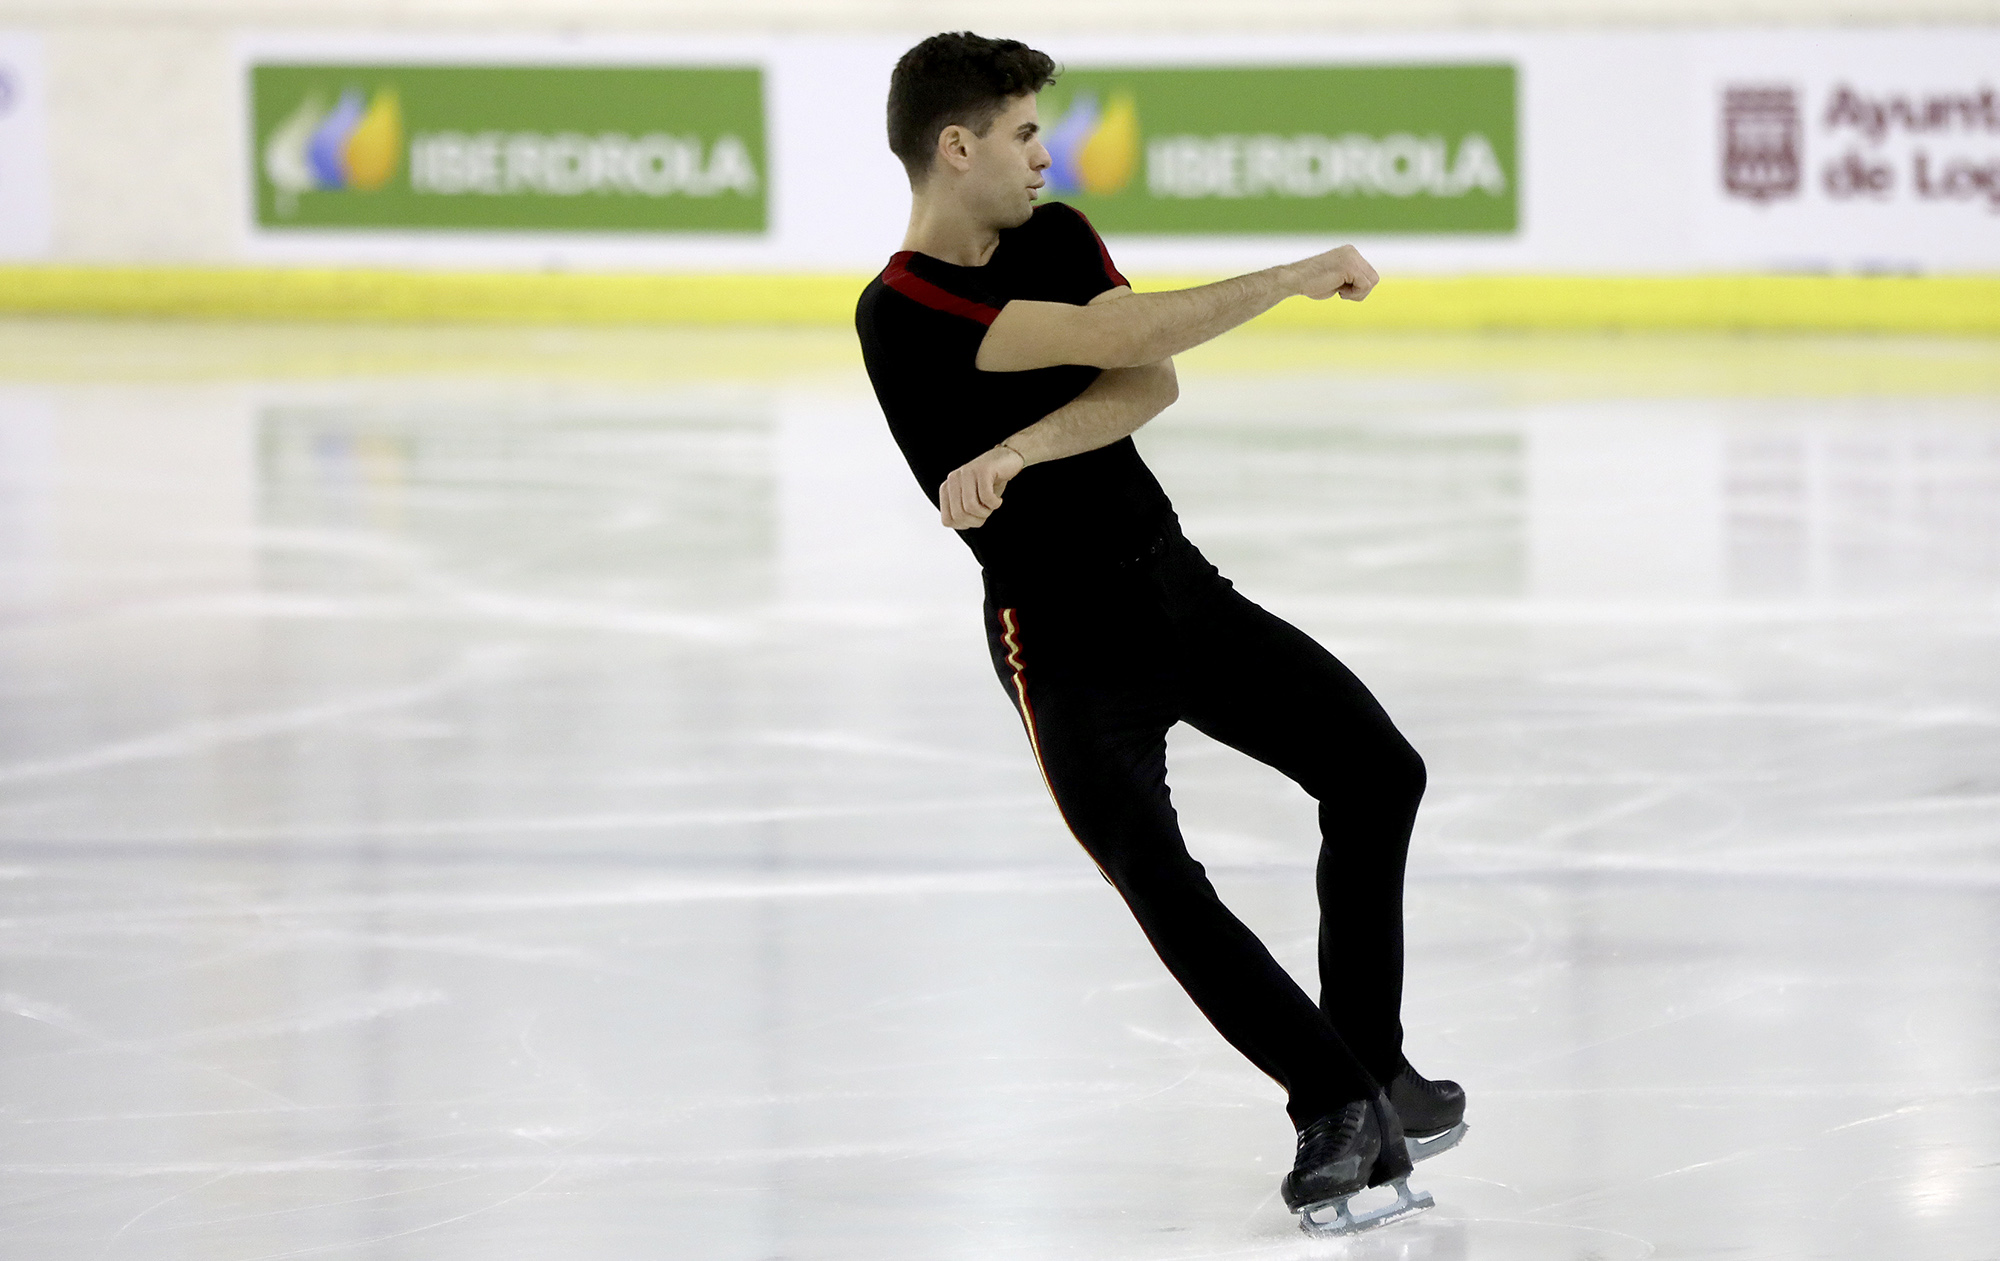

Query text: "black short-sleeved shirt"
[854, 202, 1178, 595]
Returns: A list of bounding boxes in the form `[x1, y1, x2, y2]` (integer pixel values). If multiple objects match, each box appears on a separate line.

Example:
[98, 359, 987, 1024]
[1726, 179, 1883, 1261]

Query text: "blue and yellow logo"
[264, 88, 402, 212]
[1043, 91, 1140, 197]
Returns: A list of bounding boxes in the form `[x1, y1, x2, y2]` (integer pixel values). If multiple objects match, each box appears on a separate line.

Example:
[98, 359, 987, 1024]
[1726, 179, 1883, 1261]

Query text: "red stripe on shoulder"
[1065, 206, 1130, 291]
[882, 252, 1003, 326]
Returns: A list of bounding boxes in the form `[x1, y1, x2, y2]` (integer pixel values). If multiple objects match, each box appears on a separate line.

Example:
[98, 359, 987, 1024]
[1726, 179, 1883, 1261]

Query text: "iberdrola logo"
[264, 88, 402, 214]
[1043, 91, 1140, 196]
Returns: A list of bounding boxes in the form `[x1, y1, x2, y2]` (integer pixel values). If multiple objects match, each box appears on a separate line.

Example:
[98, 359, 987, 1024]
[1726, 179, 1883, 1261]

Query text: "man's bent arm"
[937, 354, 1177, 530]
[975, 244, 1378, 373]
[1003, 285, 1176, 466]
[1004, 359, 1177, 467]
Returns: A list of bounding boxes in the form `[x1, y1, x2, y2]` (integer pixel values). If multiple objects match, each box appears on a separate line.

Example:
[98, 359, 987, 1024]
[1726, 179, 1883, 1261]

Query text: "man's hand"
[1287, 244, 1379, 302]
[938, 444, 1027, 529]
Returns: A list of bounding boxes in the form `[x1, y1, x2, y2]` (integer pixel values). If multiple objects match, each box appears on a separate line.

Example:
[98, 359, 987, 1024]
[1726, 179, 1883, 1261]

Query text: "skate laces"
[1396, 1067, 1459, 1101]
[1295, 1101, 1368, 1163]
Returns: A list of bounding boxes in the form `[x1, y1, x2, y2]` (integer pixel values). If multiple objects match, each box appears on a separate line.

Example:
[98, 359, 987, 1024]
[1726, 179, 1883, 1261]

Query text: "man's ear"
[935, 125, 974, 175]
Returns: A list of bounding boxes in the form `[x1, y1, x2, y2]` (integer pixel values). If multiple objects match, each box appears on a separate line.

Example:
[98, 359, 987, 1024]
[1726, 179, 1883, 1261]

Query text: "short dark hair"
[887, 32, 1058, 186]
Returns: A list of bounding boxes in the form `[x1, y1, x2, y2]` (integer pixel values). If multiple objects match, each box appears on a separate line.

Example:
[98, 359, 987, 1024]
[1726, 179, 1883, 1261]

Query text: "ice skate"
[1283, 1093, 1435, 1237]
[1389, 1066, 1468, 1162]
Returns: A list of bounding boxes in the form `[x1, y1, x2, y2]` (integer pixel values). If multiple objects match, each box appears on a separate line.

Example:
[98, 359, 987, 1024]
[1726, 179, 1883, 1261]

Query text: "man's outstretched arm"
[974, 244, 1377, 373]
[939, 289, 1176, 530]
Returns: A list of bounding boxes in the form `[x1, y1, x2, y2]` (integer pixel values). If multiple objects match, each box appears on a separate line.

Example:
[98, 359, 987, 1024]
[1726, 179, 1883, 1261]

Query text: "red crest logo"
[1722, 86, 1803, 202]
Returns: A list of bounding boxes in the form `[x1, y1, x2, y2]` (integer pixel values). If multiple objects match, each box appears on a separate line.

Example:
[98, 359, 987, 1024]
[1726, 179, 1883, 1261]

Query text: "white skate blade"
[1296, 1176, 1435, 1237]
[1405, 1120, 1468, 1163]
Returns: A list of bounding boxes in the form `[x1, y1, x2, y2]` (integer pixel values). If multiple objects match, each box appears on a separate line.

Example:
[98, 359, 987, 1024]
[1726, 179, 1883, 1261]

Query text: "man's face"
[956, 92, 1051, 228]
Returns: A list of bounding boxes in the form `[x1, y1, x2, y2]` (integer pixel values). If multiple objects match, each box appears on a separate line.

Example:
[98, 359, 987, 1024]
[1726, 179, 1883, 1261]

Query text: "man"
[853, 32, 1467, 1236]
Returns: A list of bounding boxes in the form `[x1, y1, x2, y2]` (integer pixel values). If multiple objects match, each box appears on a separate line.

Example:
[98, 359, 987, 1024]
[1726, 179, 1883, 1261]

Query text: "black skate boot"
[1388, 1066, 1468, 1162]
[1283, 1093, 1434, 1237]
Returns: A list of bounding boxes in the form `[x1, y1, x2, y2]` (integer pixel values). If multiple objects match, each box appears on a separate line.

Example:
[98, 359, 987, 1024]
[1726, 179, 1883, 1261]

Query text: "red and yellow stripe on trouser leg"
[999, 607, 1112, 887]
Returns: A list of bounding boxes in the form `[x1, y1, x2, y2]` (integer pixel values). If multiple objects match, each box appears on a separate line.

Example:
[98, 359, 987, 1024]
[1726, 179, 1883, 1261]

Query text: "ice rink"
[0, 321, 1995, 1260]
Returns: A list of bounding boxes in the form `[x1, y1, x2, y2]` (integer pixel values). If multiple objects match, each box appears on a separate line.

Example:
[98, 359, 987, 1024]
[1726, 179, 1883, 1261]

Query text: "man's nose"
[1031, 144, 1052, 171]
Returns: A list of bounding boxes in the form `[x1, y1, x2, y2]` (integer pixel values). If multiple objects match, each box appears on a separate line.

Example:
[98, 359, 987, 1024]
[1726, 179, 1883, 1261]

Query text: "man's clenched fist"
[1290, 244, 1379, 303]
[938, 444, 1027, 529]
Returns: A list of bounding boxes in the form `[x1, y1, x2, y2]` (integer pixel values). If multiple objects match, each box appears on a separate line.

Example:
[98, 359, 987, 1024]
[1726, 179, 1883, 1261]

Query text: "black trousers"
[982, 533, 1424, 1129]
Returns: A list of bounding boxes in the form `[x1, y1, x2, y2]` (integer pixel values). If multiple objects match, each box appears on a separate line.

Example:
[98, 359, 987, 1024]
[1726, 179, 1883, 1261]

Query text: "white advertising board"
[0, 32, 51, 260]
[232, 33, 884, 274]
[230, 28, 2000, 277]
[1696, 31, 2000, 273]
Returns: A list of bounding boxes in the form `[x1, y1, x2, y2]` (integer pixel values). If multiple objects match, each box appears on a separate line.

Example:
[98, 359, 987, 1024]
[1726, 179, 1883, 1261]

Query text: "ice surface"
[0, 326, 1994, 1259]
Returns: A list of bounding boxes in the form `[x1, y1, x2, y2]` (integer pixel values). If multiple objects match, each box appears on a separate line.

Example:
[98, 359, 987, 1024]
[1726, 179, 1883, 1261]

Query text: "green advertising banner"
[1040, 64, 1517, 234]
[250, 64, 766, 232]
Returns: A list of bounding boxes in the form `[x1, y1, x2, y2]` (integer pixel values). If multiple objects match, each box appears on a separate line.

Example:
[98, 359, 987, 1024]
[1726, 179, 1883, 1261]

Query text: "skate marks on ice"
[1257, 1193, 1659, 1260]
[1, 336, 1998, 1258]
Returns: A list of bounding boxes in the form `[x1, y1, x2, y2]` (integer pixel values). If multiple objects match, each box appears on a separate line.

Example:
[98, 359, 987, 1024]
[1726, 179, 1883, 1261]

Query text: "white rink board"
[0, 32, 50, 260]
[218, 26, 2000, 276]
[1693, 32, 2000, 273]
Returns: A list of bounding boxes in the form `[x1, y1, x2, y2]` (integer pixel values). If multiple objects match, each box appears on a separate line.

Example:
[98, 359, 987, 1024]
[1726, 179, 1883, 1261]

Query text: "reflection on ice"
[0, 328, 1994, 1260]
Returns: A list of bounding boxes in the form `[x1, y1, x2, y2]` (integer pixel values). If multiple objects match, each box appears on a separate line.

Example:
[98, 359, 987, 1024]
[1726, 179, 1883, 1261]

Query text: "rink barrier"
[1, 267, 1997, 333]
